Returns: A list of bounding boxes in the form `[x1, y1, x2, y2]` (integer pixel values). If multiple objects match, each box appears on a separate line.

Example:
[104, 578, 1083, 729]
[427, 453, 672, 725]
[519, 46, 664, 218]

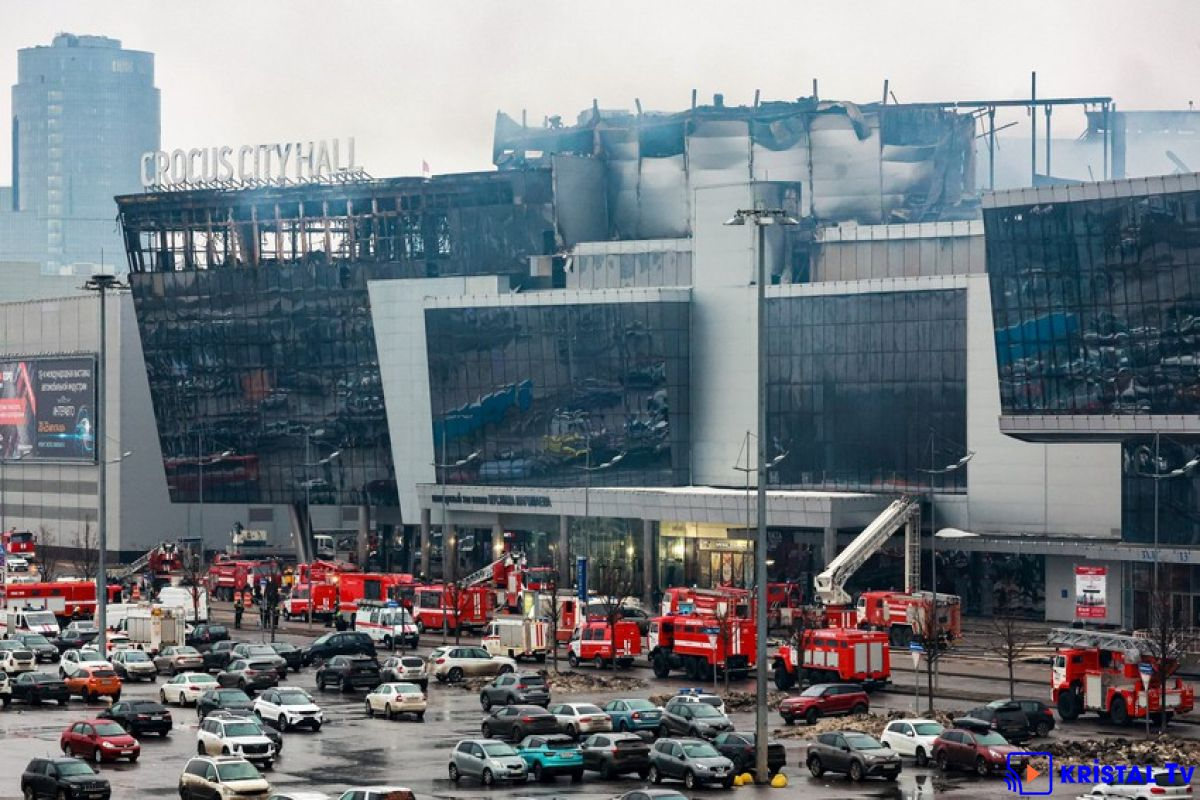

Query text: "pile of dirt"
[772, 708, 963, 740]
[1045, 735, 1200, 766]
[455, 670, 646, 694]
[647, 690, 789, 711]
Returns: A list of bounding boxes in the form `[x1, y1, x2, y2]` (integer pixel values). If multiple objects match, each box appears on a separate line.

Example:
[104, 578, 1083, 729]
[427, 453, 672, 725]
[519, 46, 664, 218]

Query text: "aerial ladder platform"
[814, 496, 922, 606]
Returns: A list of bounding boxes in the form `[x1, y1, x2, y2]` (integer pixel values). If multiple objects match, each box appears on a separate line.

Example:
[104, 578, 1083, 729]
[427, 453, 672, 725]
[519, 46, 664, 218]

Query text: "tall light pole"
[725, 206, 798, 783]
[196, 431, 234, 543]
[83, 273, 127, 655]
[1141, 433, 1200, 595]
[432, 440, 479, 642]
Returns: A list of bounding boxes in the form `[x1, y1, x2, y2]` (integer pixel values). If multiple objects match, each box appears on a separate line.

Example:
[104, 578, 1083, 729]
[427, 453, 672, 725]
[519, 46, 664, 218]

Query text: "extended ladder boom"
[463, 552, 524, 588]
[1047, 627, 1148, 653]
[814, 497, 921, 606]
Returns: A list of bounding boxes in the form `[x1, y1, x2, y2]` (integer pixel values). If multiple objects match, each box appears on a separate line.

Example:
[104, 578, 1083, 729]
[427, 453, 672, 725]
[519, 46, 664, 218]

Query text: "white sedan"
[59, 648, 113, 678]
[159, 672, 219, 706]
[364, 682, 426, 721]
[1088, 768, 1193, 800]
[880, 718, 945, 766]
[253, 687, 324, 731]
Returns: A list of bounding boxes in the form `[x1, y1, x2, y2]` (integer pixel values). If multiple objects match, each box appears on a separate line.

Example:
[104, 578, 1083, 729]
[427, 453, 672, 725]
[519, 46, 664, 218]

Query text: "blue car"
[517, 734, 584, 782]
[603, 698, 664, 733]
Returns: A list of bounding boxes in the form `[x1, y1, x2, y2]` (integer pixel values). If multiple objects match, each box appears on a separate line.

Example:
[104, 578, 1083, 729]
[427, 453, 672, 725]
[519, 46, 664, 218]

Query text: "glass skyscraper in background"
[2, 33, 159, 277]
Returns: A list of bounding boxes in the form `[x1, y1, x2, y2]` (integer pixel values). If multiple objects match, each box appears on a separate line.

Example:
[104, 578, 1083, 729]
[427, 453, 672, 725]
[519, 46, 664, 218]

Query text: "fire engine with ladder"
[1049, 627, 1195, 724]
[648, 587, 757, 681]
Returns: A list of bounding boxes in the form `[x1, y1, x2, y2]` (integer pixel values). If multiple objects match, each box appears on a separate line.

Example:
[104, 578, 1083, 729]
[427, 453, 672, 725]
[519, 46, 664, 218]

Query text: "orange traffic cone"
[131, 584, 141, 601]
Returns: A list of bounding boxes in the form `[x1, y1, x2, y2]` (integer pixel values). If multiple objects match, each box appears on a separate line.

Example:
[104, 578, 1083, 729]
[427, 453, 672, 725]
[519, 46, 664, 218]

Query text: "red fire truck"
[856, 590, 962, 646]
[205, 557, 278, 601]
[297, 559, 359, 586]
[1, 529, 35, 556]
[568, 618, 642, 669]
[282, 583, 339, 621]
[2, 580, 121, 620]
[771, 628, 891, 690]
[647, 613, 756, 681]
[410, 583, 494, 632]
[1049, 628, 1195, 724]
[660, 586, 753, 618]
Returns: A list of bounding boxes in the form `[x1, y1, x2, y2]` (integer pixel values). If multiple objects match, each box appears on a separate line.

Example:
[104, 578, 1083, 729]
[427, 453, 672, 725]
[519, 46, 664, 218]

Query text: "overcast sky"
[0, 0, 1197, 181]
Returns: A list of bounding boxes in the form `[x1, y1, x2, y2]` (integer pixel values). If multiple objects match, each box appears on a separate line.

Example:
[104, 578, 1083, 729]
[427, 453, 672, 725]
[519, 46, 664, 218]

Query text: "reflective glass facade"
[765, 290, 968, 492]
[1121, 436, 1200, 546]
[425, 301, 690, 487]
[985, 191, 1200, 416]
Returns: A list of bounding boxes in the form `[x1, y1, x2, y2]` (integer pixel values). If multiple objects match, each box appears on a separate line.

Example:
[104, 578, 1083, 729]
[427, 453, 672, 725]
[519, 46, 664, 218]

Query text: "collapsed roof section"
[495, 97, 978, 240]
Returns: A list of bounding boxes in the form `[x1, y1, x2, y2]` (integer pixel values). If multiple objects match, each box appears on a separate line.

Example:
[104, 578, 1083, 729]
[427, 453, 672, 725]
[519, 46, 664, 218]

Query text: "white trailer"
[123, 608, 186, 654]
[482, 616, 549, 662]
[157, 586, 208, 622]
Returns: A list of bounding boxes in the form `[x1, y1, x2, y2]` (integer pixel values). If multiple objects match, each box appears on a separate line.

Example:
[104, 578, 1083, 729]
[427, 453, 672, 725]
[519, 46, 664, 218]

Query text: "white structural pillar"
[642, 519, 655, 606]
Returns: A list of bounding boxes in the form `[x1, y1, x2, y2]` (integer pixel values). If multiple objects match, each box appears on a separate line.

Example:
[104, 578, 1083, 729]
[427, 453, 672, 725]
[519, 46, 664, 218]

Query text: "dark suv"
[315, 654, 381, 692]
[480, 672, 550, 709]
[806, 731, 901, 782]
[21, 757, 111, 800]
[778, 683, 869, 725]
[303, 632, 376, 665]
[661, 699, 733, 739]
[986, 698, 1055, 737]
[186, 624, 230, 651]
[959, 705, 1034, 743]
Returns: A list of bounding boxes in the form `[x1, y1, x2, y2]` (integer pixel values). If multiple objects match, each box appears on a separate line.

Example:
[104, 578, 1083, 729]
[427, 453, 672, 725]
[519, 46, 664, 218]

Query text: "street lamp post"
[725, 206, 798, 783]
[432, 435, 479, 642]
[1142, 433, 1200, 595]
[196, 431, 234, 543]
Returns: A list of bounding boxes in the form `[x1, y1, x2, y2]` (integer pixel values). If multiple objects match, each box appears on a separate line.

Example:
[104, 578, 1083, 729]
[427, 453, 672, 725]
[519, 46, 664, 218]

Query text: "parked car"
[64, 666, 122, 703]
[986, 698, 1056, 737]
[779, 683, 870, 725]
[0, 641, 37, 674]
[580, 731, 652, 779]
[333, 789, 414, 800]
[611, 791, 689, 800]
[661, 698, 733, 739]
[0, 669, 11, 706]
[269, 794, 331, 800]
[667, 688, 726, 714]
[932, 726, 1025, 775]
[21, 757, 110, 800]
[549, 702, 612, 737]
[51, 629, 95, 654]
[154, 645, 206, 676]
[186, 624, 230, 650]
[161, 672, 219, 706]
[713, 732, 786, 778]
[197, 688, 255, 721]
[1088, 767, 1193, 800]
[516, 734, 584, 782]
[448, 738, 529, 786]
[647, 737, 735, 790]
[364, 682, 426, 721]
[197, 716, 276, 768]
[806, 731, 901, 781]
[12, 671, 70, 705]
[60, 649, 114, 679]
[880, 718, 945, 766]
[178, 756, 270, 800]
[959, 706, 1034, 744]
[269, 643, 303, 672]
[98, 700, 173, 736]
[111, 649, 158, 682]
[481, 704, 559, 742]
[203, 640, 240, 672]
[62, 621, 99, 642]
[379, 655, 428, 690]
[480, 672, 550, 710]
[302, 632, 376, 666]
[253, 687, 324, 731]
[14, 632, 60, 663]
[207, 710, 283, 754]
[430, 645, 516, 683]
[315, 654, 382, 692]
[218, 659, 280, 693]
[603, 698, 664, 733]
[59, 719, 140, 764]
[229, 644, 288, 678]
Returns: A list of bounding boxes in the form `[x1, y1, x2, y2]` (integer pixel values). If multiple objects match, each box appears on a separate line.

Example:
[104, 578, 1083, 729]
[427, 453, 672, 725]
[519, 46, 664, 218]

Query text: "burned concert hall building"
[118, 93, 1182, 625]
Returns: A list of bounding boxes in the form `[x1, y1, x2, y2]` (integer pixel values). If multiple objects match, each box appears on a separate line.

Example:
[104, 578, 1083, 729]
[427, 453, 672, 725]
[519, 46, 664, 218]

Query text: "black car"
[481, 704, 560, 742]
[12, 671, 70, 705]
[228, 643, 288, 678]
[303, 631, 376, 665]
[960, 705, 1034, 743]
[185, 623, 230, 651]
[713, 732, 787, 778]
[315, 654, 381, 692]
[986, 698, 1056, 737]
[51, 630, 92, 654]
[99, 700, 174, 736]
[270, 642, 303, 671]
[660, 700, 733, 739]
[202, 640, 240, 672]
[21, 757, 110, 800]
[580, 732, 652, 779]
[196, 688, 255, 720]
[14, 633, 60, 663]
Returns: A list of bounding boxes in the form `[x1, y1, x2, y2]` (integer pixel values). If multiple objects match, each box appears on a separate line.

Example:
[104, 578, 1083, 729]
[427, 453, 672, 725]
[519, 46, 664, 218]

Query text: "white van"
[355, 601, 419, 649]
[157, 586, 208, 622]
[5, 609, 60, 637]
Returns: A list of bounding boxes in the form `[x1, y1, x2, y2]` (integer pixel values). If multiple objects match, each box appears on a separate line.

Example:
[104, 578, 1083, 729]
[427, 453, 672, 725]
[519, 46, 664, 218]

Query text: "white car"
[0, 642, 36, 675]
[1088, 767, 1192, 800]
[335, 788, 415, 800]
[104, 632, 132, 657]
[880, 718, 945, 766]
[179, 755, 271, 800]
[197, 715, 276, 768]
[667, 688, 726, 715]
[0, 669, 11, 704]
[548, 702, 613, 736]
[161, 672, 220, 706]
[6, 556, 30, 572]
[112, 649, 159, 681]
[253, 687, 324, 731]
[364, 682, 427, 721]
[59, 648, 113, 678]
[429, 646, 516, 683]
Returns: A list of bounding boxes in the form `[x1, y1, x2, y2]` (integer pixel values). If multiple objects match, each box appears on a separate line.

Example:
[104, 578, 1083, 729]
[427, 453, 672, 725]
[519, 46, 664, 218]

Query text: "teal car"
[603, 698, 664, 732]
[517, 734, 585, 782]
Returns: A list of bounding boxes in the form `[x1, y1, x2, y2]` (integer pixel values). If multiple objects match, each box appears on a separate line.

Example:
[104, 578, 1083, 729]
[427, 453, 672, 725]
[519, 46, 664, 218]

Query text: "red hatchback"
[60, 719, 140, 764]
[932, 726, 1024, 776]
[779, 684, 870, 725]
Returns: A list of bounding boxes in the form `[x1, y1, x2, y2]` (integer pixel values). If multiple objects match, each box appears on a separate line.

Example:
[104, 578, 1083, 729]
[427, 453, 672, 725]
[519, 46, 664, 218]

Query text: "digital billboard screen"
[0, 356, 97, 462]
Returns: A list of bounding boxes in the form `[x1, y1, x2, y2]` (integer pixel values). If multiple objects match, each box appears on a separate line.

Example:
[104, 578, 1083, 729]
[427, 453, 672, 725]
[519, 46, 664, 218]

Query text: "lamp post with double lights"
[301, 442, 342, 631]
[724, 206, 799, 784]
[580, 442, 625, 565]
[195, 433, 235, 542]
[1140, 433, 1200, 595]
[433, 444, 479, 643]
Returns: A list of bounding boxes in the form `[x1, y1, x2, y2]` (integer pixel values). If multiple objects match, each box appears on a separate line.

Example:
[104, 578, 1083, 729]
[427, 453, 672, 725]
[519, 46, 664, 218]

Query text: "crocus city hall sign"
[141, 137, 360, 188]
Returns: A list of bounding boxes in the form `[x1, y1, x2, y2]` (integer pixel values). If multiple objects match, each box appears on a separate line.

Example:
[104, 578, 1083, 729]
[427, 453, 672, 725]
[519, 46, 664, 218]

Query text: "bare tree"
[540, 577, 563, 673]
[178, 546, 206, 622]
[1143, 588, 1193, 734]
[35, 525, 61, 582]
[711, 598, 739, 690]
[985, 609, 1033, 699]
[590, 562, 640, 669]
[912, 598, 948, 715]
[73, 522, 99, 581]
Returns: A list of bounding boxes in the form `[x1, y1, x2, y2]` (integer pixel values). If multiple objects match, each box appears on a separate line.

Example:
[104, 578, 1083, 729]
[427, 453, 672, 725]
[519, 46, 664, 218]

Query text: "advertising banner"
[0, 356, 97, 462]
[1074, 565, 1108, 620]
